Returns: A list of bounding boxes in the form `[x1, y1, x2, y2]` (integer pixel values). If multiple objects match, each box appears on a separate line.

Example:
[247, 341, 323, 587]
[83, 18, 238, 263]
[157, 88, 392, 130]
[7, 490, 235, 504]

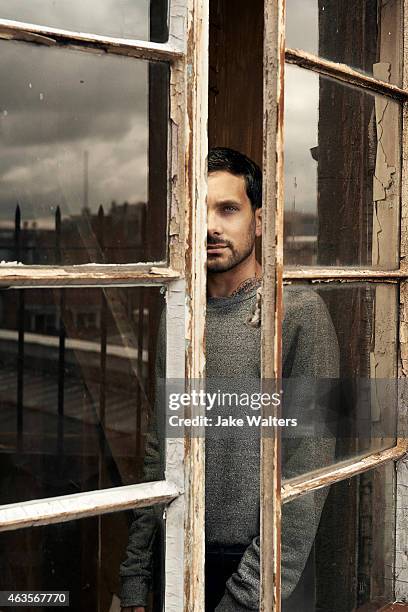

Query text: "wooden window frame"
[262, 0, 408, 609]
[2, 0, 408, 611]
[0, 2, 208, 611]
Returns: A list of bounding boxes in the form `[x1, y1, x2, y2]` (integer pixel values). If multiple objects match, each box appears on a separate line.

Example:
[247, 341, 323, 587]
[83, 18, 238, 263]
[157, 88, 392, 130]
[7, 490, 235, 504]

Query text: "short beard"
[207, 217, 256, 273]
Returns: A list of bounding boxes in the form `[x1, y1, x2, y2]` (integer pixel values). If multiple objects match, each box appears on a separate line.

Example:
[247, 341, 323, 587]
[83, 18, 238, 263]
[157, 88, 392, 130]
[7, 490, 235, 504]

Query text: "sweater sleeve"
[215, 288, 340, 611]
[119, 309, 166, 608]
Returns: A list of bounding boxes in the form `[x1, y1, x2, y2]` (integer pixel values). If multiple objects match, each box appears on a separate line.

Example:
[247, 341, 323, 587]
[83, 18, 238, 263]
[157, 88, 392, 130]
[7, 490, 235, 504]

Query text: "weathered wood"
[396, 452, 408, 600]
[396, 285, 408, 603]
[370, 18, 402, 588]
[284, 269, 404, 281]
[395, 0, 408, 599]
[285, 48, 408, 101]
[169, 55, 187, 274]
[282, 444, 406, 504]
[0, 265, 179, 287]
[165, 280, 187, 611]
[208, 0, 263, 166]
[0, 17, 183, 61]
[0, 480, 180, 532]
[261, 0, 285, 610]
[371, 61, 400, 269]
[183, 0, 208, 609]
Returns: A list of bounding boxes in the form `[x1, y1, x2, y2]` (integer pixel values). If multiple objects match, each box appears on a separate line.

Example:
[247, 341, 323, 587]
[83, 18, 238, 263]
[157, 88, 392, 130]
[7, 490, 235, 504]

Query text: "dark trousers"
[205, 543, 316, 612]
[205, 544, 247, 611]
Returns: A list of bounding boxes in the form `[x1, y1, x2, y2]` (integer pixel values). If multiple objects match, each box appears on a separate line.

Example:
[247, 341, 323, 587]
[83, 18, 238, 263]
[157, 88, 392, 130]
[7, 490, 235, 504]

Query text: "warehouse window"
[0, 1, 407, 611]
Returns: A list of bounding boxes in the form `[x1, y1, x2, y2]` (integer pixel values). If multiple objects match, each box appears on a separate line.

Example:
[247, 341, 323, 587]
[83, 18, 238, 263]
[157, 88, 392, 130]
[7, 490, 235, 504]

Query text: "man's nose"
[207, 209, 222, 236]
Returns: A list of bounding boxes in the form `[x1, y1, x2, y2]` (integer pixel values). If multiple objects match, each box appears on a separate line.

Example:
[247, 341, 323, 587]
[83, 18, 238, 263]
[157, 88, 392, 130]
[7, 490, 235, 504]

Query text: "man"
[120, 148, 339, 611]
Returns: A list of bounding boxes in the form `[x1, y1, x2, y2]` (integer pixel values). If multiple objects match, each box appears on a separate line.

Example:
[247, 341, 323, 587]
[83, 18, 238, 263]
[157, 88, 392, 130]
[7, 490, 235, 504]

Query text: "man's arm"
[215, 288, 340, 611]
[119, 309, 166, 610]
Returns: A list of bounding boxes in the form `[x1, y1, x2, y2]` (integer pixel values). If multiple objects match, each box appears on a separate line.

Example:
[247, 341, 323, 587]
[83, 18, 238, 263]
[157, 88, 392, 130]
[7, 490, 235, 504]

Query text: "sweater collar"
[207, 279, 261, 309]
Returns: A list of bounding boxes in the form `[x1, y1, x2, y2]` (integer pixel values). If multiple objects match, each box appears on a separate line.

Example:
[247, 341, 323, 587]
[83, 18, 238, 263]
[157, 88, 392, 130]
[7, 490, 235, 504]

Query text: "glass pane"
[284, 65, 401, 268]
[281, 463, 395, 611]
[0, 40, 168, 264]
[0, 286, 166, 504]
[0, 0, 169, 43]
[0, 509, 165, 611]
[282, 282, 397, 480]
[286, 0, 402, 86]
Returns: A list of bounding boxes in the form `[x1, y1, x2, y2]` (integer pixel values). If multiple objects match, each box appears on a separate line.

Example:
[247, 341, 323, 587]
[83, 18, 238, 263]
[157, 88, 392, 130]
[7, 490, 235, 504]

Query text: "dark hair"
[207, 147, 262, 210]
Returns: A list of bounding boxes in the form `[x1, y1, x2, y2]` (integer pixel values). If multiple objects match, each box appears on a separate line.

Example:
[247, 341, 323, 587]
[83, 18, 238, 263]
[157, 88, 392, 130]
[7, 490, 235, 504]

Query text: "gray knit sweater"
[120, 284, 340, 610]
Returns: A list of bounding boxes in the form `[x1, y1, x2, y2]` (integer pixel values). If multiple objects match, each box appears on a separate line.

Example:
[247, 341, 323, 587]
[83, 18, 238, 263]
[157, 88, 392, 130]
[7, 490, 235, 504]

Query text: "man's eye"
[223, 206, 238, 213]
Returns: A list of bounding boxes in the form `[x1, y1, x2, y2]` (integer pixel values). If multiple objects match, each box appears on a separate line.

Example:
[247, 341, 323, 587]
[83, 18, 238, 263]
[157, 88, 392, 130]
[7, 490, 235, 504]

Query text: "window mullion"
[261, 0, 285, 610]
[164, 279, 187, 611]
[281, 443, 406, 504]
[0, 17, 183, 62]
[182, 0, 208, 608]
[0, 480, 180, 532]
[395, 0, 408, 598]
[285, 48, 408, 101]
[283, 269, 406, 281]
[0, 265, 179, 288]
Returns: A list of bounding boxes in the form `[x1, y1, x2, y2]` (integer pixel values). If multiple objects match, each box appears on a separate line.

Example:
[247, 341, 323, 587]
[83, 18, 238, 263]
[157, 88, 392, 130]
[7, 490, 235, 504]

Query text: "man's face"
[207, 170, 262, 273]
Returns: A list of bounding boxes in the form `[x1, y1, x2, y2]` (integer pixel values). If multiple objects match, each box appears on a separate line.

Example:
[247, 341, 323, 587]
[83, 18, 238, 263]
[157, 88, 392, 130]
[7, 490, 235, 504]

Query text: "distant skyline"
[0, 41, 151, 220]
[0, 1, 379, 222]
[0, 2, 156, 221]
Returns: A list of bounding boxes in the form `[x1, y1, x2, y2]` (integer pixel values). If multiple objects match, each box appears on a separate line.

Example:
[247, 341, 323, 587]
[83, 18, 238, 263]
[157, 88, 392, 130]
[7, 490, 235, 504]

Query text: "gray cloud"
[286, 0, 318, 54]
[0, 0, 169, 224]
[284, 64, 319, 214]
[0, 41, 149, 116]
[0, 0, 152, 41]
[0, 15, 166, 222]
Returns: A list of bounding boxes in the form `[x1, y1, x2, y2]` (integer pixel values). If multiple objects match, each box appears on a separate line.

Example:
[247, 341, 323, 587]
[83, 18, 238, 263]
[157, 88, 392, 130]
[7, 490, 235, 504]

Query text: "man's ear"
[255, 207, 262, 237]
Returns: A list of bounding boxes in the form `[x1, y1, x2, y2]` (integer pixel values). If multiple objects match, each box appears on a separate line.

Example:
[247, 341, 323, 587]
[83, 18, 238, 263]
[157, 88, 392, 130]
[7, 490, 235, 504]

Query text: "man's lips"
[207, 245, 227, 254]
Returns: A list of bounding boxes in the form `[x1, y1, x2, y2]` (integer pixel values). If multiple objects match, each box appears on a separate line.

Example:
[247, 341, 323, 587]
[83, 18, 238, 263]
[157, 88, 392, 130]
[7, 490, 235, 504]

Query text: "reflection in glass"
[0, 40, 168, 264]
[0, 0, 169, 43]
[281, 463, 395, 611]
[0, 509, 165, 612]
[0, 287, 166, 504]
[284, 65, 401, 268]
[282, 282, 397, 479]
[286, 0, 401, 86]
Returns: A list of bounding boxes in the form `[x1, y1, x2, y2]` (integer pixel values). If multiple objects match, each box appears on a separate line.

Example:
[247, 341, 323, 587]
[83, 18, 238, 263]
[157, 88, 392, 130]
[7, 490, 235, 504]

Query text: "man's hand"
[121, 607, 145, 612]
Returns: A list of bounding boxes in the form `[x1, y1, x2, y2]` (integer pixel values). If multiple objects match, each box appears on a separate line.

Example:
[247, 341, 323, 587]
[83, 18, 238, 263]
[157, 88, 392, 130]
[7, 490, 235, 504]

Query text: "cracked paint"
[373, 65, 396, 203]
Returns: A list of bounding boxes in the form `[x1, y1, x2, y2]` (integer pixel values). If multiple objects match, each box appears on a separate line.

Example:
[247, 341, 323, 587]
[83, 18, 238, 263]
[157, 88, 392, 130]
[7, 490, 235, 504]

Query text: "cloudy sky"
[0, 1, 387, 228]
[286, 0, 320, 216]
[284, 64, 319, 216]
[0, 1, 163, 225]
[286, 0, 318, 55]
[0, 0, 152, 40]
